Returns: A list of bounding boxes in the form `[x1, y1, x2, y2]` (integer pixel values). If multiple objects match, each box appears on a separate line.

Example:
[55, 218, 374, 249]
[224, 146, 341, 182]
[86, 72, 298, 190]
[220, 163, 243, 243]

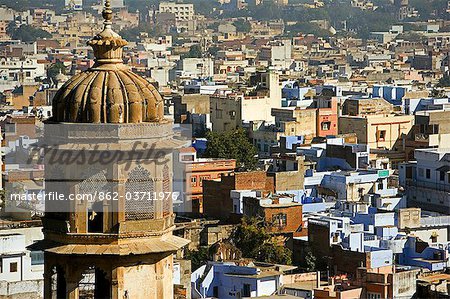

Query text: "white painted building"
[0, 227, 44, 298]
[231, 190, 258, 214]
[0, 229, 43, 282]
[0, 58, 45, 92]
[158, 2, 194, 21]
[65, 0, 83, 10]
[399, 148, 450, 214]
[191, 261, 295, 299]
[179, 58, 214, 79]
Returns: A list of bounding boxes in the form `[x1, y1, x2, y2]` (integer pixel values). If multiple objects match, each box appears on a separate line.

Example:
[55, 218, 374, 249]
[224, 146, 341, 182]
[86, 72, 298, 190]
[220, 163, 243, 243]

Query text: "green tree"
[207, 22, 220, 31]
[204, 128, 258, 170]
[438, 73, 450, 87]
[409, 0, 448, 21]
[286, 22, 331, 38]
[186, 44, 203, 58]
[9, 25, 51, 42]
[185, 246, 210, 271]
[233, 19, 251, 33]
[231, 217, 292, 265]
[119, 24, 161, 42]
[304, 247, 317, 271]
[208, 46, 221, 57]
[47, 62, 66, 81]
[396, 32, 426, 42]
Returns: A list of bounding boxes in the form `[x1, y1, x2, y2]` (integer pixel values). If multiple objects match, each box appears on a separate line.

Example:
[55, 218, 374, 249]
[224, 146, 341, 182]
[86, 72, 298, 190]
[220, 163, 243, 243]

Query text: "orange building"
[316, 98, 338, 137]
[244, 195, 304, 237]
[203, 171, 274, 221]
[179, 147, 236, 214]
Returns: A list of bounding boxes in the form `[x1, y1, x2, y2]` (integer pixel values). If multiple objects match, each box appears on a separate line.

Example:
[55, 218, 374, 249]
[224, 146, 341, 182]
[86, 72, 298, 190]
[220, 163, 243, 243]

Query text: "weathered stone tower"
[36, 1, 189, 298]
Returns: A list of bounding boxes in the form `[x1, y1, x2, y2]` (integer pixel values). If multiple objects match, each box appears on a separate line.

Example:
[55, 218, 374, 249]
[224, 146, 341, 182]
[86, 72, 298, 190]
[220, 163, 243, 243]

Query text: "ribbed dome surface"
[51, 0, 164, 124]
[52, 64, 164, 123]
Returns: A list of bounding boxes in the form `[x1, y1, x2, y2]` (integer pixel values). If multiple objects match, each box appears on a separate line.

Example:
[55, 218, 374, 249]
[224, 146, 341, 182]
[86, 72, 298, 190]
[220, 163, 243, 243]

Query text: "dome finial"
[87, 0, 127, 64]
[102, 0, 113, 27]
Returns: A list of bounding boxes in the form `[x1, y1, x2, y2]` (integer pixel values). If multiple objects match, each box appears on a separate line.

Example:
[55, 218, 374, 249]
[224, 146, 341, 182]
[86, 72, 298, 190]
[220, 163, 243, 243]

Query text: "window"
[419, 124, 426, 134]
[181, 154, 194, 162]
[377, 180, 384, 190]
[213, 286, 218, 298]
[4, 123, 16, 134]
[321, 121, 331, 131]
[243, 284, 251, 297]
[332, 232, 339, 242]
[10, 262, 17, 273]
[377, 130, 386, 141]
[440, 171, 445, 181]
[418, 168, 424, 177]
[426, 169, 431, 179]
[190, 176, 197, 187]
[272, 213, 287, 227]
[199, 176, 210, 187]
[30, 251, 44, 265]
[432, 124, 439, 134]
[368, 293, 381, 299]
[87, 201, 103, 233]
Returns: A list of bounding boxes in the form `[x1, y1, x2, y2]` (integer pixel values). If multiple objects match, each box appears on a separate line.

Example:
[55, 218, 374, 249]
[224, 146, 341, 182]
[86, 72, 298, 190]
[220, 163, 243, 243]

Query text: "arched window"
[78, 170, 107, 233]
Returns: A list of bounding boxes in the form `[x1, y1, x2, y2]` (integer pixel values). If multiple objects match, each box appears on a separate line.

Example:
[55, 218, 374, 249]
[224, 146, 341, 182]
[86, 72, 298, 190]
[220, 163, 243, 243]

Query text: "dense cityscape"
[1, 0, 450, 298]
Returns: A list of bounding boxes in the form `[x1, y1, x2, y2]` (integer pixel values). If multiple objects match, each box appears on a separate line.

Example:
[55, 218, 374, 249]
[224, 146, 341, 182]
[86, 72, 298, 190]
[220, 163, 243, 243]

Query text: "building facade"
[400, 148, 450, 214]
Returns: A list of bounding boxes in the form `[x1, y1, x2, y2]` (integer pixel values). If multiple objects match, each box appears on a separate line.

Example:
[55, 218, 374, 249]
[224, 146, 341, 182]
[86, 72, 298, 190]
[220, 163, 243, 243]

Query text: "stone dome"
[52, 0, 164, 124]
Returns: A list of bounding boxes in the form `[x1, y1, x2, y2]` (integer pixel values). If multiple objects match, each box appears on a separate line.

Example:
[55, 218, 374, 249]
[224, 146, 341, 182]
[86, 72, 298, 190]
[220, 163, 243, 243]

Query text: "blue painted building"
[372, 85, 410, 105]
[191, 262, 295, 299]
[399, 237, 447, 271]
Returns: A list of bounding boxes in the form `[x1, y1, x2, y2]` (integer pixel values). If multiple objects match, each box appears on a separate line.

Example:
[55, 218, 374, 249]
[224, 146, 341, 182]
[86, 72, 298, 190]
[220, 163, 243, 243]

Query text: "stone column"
[43, 261, 53, 299]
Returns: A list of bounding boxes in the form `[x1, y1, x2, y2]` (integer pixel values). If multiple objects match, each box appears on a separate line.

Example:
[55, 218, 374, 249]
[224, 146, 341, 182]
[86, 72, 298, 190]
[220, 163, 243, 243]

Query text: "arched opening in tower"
[88, 201, 104, 233]
[50, 265, 66, 299]
[78, 266, 111, 299]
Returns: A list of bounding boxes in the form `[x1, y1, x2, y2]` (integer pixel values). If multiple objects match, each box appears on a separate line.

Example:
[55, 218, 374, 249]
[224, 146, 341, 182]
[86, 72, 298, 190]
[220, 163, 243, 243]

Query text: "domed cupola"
[52, 0, 164, 124]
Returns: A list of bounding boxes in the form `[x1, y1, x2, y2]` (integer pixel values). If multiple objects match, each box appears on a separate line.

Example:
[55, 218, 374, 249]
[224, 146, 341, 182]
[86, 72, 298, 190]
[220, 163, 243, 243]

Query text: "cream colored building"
[272, 108, 317, 142]
[405, 110, 450, 159]
[158, 2, 194, 21]
[210, 72, 282, 132]
[339, 114, 414, 151]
